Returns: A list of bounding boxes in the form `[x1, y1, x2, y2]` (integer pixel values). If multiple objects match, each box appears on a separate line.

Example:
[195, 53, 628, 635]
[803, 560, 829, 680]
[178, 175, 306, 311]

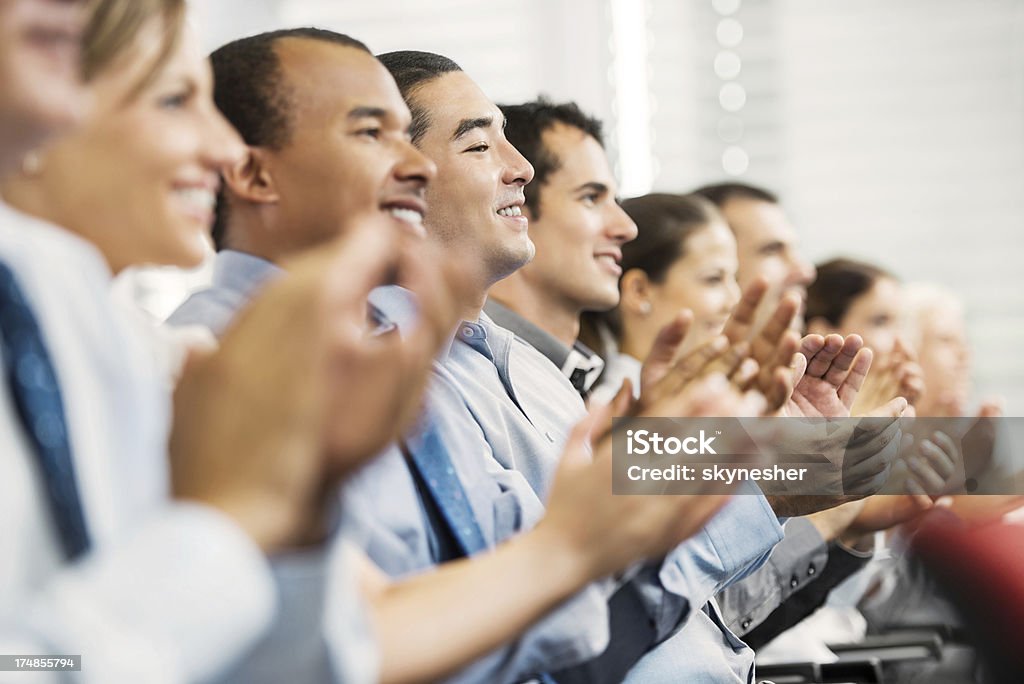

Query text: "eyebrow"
[451, 116, 494, 141]
[574, 181, 610, 195]
[348, 106, 388, 120]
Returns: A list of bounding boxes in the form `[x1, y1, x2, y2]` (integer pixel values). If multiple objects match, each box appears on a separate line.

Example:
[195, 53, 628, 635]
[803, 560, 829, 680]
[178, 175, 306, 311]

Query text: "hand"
[637, 311, 732, 413]
[761, 393, 908, 517]
[541, 375, 756, 580]
[170, 228, 397, 551]
[851, 338, 925, 415]
[782, 333, 884, 419]
[320, 229, 473, 475]
[719, 278, 802, 411]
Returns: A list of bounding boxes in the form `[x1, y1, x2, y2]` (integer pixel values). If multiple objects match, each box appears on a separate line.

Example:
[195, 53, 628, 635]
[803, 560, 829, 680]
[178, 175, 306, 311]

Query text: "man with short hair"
[489, 95, 877, 649]
[170, 29, 739, 684]
[486, 98, 635, 398]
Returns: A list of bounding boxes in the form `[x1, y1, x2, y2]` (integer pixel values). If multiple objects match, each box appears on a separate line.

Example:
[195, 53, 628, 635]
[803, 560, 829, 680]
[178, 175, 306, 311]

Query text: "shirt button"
[741, 618, 752, 631]
[790, 575, 799, 589]
[807, 565, 816, 576]
[461, 326, 475, 338]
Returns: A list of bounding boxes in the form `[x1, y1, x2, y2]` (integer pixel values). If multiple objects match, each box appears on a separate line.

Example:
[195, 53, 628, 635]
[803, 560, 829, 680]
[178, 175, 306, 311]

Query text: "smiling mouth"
[386, 206, 424, 227]
[173, 187, 216, 221]
[594, 254, 622, 274]
[497, 205, 523, 218]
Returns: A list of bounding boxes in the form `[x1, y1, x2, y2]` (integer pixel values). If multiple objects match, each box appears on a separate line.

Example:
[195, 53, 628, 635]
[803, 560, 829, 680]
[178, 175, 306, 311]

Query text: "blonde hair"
[82, 0, 186, 94]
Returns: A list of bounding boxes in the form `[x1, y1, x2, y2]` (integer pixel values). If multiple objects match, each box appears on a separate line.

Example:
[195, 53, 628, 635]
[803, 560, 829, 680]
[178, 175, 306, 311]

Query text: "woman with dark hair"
[586, 192, 740, 403]
[805, 258, 924, 413]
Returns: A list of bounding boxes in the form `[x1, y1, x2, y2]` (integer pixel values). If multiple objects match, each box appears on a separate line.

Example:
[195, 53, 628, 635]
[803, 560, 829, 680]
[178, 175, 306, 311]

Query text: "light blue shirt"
[370, 286, 785, 682]
[168, 250, 613, 683]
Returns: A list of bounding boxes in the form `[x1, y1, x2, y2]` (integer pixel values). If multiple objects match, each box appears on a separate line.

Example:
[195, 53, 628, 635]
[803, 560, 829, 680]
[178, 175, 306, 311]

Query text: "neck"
[461, 284, 489, 323]
[489, 275, 581, 347]
[618, 317, 654, 362]
[223, 207, 300, 265]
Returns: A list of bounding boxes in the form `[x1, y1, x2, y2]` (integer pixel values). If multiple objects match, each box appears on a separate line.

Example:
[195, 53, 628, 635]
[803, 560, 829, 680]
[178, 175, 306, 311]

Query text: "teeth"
[388, 207, 423, 226]
[497, 205, 523, 217]
[174, 187, 216, 212]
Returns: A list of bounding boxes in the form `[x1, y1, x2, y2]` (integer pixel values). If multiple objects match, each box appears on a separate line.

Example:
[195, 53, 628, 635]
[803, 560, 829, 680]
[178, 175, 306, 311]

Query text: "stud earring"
[21, 151, 43, 176]
[638, 301, 652, 315]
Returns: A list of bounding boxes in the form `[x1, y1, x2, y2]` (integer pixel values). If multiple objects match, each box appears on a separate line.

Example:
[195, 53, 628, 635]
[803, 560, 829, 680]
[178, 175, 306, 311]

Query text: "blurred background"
[122, 0, 1024, 413]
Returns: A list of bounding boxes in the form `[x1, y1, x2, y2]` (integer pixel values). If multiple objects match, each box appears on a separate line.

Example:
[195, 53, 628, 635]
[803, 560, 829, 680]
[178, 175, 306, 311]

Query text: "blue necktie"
[0, 261, 91, 560]
[403, 421, 487, 557]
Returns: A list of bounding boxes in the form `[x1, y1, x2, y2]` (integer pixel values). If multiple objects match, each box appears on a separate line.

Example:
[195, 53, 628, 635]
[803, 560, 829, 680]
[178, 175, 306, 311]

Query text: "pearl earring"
[639, 301, 652, 315]
[21, 151, 43, 176]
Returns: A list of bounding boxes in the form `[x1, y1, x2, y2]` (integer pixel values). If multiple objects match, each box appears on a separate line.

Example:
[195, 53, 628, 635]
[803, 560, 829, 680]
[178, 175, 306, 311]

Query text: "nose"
[790, 253, 816, 287]
[607, 202, 638, 244]
[500, 139, 534, 187]
[202, 104, 247, 171]
[395, 139, 436, 188]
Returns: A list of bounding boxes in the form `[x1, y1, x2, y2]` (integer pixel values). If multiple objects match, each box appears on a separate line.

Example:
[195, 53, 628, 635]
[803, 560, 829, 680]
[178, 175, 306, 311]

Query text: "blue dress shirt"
[370, 286, 785, 683]
[168, 250, 613, 683]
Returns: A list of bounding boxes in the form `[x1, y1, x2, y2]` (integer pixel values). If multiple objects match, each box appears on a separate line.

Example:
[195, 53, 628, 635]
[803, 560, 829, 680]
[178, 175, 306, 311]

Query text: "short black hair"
[691, 182, 779, 208]
[376, 50, 462, 144]
[499, 98, 605, 218]
[209, 28, 370, 250]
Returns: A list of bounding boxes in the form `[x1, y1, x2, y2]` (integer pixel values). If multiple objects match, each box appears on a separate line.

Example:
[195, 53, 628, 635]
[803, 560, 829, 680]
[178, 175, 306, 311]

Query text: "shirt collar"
[212, 249, 284, 298]
[482, 298, 604, 396]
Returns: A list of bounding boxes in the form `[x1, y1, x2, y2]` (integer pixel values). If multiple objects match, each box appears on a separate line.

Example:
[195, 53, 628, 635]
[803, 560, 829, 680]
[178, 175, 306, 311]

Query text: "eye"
[358, 127, 382, 140]
[869, 314, 892, 327]
[158, 91, 189, 109]
[704, 274, 725, 285]
[580, 192, 600, 206]
[465, 143, 489, 153]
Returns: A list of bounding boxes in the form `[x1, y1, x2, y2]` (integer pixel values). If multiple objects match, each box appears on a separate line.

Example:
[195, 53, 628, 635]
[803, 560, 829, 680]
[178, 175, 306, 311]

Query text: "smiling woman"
[2, 0, 244, 274]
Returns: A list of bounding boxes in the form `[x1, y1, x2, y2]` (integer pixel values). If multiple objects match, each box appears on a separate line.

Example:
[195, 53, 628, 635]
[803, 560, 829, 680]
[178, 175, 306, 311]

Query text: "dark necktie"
[0, 261, 91, 559]
[403, 420, 487, 557]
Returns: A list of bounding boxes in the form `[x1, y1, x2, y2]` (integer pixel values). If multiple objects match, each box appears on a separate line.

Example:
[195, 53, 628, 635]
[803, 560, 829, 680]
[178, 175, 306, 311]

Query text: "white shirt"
[589, 352, 643, 406]
[0, 203, 275, 683]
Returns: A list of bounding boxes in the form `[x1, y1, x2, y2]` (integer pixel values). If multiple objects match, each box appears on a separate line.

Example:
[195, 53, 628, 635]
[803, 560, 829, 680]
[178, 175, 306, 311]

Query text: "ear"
[619, 268, 653, 316]
[806, 316, 833, 337]
[221, 148, 279, 205]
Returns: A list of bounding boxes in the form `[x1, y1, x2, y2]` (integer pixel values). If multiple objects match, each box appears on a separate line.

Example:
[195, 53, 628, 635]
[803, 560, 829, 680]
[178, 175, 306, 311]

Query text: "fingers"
[804, 334, 845, 378]
[670, 334, 728, 386]
[978, 397, 1005, 418]
[896, 362, 926, 406]
[765, 366, 795, 413]
[789, 351, 808, 386]
[559, 410, 601, 472]
[799, 333, 826, 360]
[752, 292, 801, 362]
[823, 335, 865, 388]
[730, 357, 760, 390]
[864, 395, 909, 419]
[837, 348, 874, 410]
[640, 311, 694, 392]
[647, 311, 694, 367]
[722, 278, 768, 343]
[759, 330, 801, 410]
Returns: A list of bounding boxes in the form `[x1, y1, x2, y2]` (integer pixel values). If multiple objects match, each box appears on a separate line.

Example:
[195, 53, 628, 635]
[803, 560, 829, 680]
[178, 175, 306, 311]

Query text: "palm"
[780, 334, 870, 419]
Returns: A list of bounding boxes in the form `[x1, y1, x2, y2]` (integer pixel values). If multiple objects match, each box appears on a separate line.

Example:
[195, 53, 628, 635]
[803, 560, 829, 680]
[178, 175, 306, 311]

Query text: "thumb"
[865, 395, 908, 418]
